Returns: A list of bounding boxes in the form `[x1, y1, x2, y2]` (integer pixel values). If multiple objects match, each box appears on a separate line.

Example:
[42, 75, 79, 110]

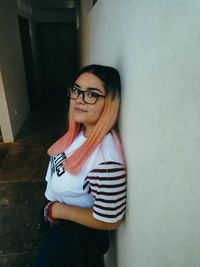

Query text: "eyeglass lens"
[70, 88, 99, 104]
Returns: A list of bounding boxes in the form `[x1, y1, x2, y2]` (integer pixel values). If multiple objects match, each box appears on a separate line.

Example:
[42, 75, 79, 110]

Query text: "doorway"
[36, 22, 78, 109]
[0, 127, 2, 142]
[18, 15, 36, 108]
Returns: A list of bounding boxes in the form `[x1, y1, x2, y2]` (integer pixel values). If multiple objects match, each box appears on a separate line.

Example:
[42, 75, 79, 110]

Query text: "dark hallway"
[0, 101, 69, 266]
[0, 2, 78, 264]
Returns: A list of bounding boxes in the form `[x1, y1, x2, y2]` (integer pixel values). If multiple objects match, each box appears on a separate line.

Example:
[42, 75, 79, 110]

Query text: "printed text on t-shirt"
[50, 152, 67, 177]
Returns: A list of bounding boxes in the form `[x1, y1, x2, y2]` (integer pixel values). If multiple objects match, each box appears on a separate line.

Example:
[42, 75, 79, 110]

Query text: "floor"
[0, 95, 68, 266]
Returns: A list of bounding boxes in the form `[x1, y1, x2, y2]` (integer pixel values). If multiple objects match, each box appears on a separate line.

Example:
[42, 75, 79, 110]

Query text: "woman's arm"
[45, 162, 126, 230]
[46, 201, 123, 230]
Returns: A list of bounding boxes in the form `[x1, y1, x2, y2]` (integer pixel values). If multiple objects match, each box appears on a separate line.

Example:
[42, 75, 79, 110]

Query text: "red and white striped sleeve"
[84, 161, 126, 223]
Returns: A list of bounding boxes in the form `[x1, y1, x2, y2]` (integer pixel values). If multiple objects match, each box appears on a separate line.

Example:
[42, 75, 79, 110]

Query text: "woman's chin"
[73, 116, 87, 124]
[72, 112, 85, 121]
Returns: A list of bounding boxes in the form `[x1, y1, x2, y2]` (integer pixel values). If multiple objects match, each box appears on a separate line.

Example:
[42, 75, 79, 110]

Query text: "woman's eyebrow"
[87, 87, 104, 94]
[74, 83, 104, 94]
[74, 83, 81, 88]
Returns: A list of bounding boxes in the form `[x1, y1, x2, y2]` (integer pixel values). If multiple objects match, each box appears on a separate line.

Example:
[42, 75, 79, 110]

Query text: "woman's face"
[70, 72, 106, 131]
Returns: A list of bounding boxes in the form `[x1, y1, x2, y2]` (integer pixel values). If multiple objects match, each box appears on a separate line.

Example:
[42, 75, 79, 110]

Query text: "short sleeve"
[84, 161, 126, 223]
[45, 159, 52, 182]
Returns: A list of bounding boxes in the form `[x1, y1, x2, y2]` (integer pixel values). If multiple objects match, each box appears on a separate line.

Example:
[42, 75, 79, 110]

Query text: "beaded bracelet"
[45, 201, 58, 222]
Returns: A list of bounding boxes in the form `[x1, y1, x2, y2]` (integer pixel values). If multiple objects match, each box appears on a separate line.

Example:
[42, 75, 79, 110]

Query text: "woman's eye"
[72, 88, 79, 94]
[87, 92, 98, 98]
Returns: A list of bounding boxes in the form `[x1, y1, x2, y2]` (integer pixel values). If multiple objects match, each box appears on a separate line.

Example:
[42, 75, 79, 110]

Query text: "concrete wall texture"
[80, 1, 200, 267]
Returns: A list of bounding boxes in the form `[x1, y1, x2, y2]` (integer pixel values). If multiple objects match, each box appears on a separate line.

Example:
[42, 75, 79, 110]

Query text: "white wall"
[80, 1, 200, 266]
[0, 0, 30, 142]
[0, 70, 14, 141]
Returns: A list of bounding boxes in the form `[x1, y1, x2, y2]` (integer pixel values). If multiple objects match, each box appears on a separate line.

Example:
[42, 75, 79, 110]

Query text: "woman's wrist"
[51, 202, 65, 220]
[44, 201, 60, 222]
[48, 202, 57, 221]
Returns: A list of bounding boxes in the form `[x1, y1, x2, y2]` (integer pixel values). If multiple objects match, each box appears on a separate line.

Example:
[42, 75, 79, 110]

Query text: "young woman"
[32, 64, 126, 267]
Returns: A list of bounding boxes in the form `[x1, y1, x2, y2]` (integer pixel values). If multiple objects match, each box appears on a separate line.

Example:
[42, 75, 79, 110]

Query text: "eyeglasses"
[68, 87, 106, 104]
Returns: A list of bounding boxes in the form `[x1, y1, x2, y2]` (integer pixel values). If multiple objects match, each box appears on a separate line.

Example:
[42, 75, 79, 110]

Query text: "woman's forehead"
[75, 72, 105, 94]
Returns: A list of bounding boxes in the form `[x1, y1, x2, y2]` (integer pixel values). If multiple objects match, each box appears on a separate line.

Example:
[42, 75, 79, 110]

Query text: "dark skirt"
[56, 219, 109, 267]
[32, 220, 109, 267]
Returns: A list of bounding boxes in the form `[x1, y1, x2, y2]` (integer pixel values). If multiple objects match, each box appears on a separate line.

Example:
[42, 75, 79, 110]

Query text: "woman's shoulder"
[65, 131, 87, 155]
[98, 130, 124, 165]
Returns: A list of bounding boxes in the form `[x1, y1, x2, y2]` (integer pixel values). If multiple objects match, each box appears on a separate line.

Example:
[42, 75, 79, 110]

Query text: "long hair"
[47, 64, 122, 174]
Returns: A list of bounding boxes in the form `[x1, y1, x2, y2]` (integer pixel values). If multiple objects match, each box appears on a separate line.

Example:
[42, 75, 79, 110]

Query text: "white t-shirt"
[45, 131, 126, 223]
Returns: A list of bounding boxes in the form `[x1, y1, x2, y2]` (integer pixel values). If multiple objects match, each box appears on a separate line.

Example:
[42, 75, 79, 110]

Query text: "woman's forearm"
[51, 202, 123, 230]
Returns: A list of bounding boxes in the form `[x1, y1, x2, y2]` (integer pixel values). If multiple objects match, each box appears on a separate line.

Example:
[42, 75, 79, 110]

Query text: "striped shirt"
[83, 161, 126, 223]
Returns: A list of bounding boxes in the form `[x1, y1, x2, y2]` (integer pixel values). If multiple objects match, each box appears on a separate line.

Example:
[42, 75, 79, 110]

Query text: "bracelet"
[46, 201, 58, 222]
[48, 202, 55, 221]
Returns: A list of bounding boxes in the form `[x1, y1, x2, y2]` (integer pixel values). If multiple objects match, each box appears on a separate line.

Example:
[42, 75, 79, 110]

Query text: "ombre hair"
[48, 64, 123, 174]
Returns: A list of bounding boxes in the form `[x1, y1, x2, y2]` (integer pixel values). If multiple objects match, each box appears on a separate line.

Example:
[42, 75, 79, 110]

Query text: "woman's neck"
[83, 124, 95, 138]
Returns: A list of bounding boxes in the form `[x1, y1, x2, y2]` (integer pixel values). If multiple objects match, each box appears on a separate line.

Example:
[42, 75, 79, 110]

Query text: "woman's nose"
[75, 93, 85, 104]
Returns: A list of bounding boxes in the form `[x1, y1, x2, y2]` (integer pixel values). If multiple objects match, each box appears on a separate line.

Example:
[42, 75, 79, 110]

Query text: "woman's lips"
[74, 107, 87, 113]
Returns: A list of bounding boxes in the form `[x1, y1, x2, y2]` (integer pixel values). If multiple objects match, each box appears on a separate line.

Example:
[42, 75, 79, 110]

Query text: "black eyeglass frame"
[68, 87, 106, 105]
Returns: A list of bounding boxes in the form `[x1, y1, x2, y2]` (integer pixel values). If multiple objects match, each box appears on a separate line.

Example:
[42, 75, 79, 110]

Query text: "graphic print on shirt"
[50, 152, 67, 177]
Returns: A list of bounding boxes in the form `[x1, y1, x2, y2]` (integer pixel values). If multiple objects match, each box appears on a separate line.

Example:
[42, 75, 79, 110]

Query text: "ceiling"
[18, 0, 79, 10]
